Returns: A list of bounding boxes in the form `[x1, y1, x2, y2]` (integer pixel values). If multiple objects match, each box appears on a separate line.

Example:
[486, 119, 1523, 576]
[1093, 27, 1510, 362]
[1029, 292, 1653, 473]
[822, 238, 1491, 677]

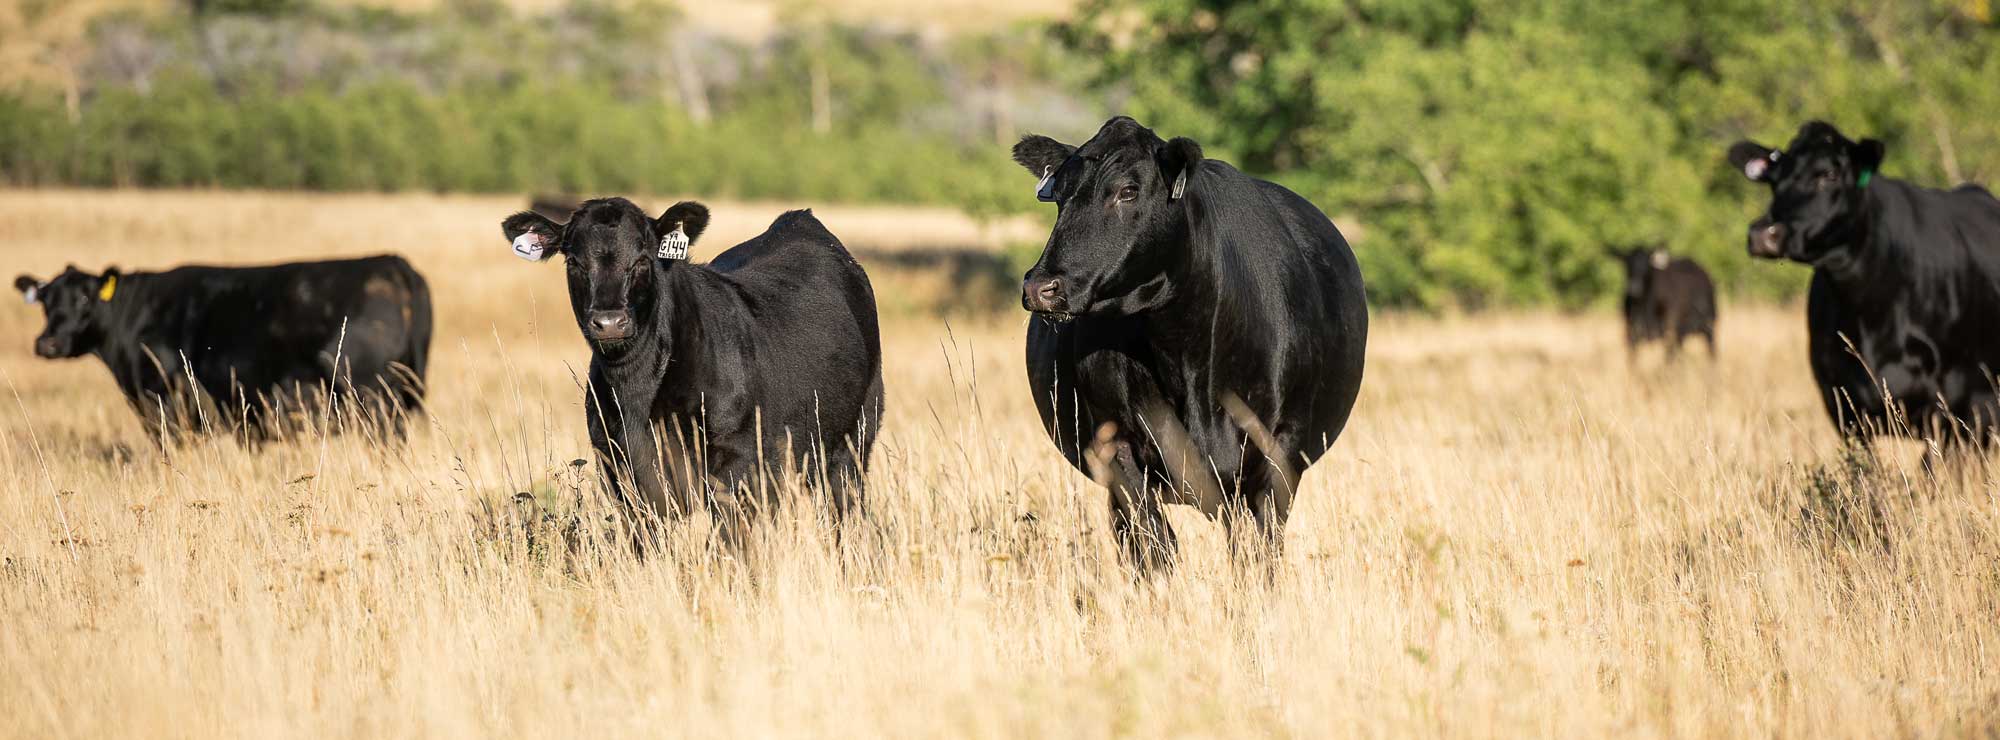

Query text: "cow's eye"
[1116, 185, 1139, 203]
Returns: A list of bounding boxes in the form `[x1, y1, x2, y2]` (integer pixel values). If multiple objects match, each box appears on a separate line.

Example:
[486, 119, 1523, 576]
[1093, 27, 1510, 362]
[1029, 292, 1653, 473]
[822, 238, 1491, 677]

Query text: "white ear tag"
[512, 233, 547, 261]
[1035, 166, 1057, 202]
[658, 224, 689, 261]
[22, 286, 37, 304]
[1171, 170, 1188, 200]
[1650, 250, 1670, 270]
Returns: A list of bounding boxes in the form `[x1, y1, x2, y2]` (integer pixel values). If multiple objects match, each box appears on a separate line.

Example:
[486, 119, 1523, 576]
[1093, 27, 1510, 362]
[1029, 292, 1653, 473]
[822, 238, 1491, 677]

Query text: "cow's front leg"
[1094, 432, 1177, 573]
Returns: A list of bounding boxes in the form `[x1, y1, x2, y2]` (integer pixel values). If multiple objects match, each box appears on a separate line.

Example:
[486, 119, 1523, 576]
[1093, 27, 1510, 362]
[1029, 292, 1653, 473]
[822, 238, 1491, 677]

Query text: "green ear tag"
[1857, 170, 1872, 188]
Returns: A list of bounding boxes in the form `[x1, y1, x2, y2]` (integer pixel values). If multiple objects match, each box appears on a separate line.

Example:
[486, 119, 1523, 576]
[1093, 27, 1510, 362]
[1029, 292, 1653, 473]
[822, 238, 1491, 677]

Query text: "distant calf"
[13, 256, 431, 442]
[1729, 121, 2000, 447]
[1613, 247, 1716, 360]
[503, 199, 882, 536]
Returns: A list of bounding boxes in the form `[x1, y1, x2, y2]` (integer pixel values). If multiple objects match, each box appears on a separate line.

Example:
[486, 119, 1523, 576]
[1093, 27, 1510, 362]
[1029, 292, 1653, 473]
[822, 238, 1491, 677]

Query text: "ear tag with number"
[658, 224, 690, 261]
[22, 285, 37, 305]
[512, 233, 547, 261]
[1170, 170, 1188, 200]
[1035, 166, 1057, 202]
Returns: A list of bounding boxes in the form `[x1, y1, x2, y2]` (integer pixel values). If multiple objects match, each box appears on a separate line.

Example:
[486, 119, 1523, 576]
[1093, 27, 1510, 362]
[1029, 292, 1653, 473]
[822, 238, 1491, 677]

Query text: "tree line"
[1, 0, 1995, 308]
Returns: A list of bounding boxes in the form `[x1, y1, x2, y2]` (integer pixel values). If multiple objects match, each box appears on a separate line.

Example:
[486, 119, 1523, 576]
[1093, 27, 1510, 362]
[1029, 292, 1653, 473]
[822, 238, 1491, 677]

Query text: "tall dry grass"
[0, 190, 1995, 738]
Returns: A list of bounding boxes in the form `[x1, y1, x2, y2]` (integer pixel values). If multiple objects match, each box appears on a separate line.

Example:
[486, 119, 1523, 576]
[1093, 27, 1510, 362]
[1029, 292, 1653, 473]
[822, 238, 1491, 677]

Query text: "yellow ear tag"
[98, 275, 117, 302]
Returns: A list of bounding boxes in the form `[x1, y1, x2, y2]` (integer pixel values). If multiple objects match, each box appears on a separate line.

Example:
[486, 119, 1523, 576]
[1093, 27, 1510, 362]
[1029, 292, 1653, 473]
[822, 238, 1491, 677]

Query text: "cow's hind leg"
[1219, 478, 1291, 576]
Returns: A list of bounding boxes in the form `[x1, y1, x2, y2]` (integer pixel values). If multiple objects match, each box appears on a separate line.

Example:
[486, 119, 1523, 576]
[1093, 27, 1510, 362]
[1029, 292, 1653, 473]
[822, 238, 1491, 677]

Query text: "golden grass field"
[0, 190, 1995, 738]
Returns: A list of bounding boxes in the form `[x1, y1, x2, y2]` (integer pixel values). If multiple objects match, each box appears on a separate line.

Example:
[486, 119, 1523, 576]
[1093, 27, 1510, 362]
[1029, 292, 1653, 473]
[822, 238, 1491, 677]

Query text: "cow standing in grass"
[1728, 121, 2000, 450]
[1012, 117, 1368, 569]
[13, 256, 432, 443]
[1613, 247, 1717, 361]
[502, 198, 883, 541]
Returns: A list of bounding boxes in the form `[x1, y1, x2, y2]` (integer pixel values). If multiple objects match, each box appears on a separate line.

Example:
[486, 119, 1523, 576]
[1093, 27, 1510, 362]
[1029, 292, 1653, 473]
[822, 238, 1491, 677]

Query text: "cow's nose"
[1748, 222, 1786, 258]
[1023, 276, 1066, 313]
[588, 310, 633, 341]
[33, 337, 59, 358]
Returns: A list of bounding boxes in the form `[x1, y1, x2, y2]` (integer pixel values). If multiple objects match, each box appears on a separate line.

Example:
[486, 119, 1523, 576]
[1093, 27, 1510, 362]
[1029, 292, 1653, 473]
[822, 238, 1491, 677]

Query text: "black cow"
[501, 198, 883, 539]
[1012, 117, 1368, 569]
[1728, 121, 2000, 448]
[1613, 247, 1717, 361]
[12, 256, 431, 442]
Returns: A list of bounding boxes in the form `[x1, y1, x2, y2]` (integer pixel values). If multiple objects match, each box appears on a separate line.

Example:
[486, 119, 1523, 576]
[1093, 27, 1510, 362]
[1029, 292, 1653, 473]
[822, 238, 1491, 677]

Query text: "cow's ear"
[14, 274, 40, 304]
[502, 211, 562, 262]
[1728, 141, 1776, 181]
[96, 268, 120, 302]
[1852, 138, 1885, 177]
[1159, 136, 1203, 200]
[656, 201, 710, 245]
[1012, 134, 1075, 180]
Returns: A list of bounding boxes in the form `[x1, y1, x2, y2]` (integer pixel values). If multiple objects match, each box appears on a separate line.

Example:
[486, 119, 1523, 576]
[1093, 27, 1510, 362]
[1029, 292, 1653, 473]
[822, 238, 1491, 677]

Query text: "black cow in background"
[1729, 120, 2000, 450]
[502, 198, 883, 541]
[529, 193, 580, 221]
[1613, 247, 1717, 361]
[1013, 116, 1368, 569]
[13, 256, 432, 443]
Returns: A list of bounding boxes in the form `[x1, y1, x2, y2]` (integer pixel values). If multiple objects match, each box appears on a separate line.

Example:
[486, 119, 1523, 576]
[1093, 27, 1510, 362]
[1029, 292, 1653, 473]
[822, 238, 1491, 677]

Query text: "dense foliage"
[1052, 0, 2000, 306]
[0, 1, 1060, 207]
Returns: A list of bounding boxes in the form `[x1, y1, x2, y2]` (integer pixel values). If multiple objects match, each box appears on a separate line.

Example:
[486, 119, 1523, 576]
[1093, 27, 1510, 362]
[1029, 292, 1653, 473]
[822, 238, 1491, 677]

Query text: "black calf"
[502, 198, 884, 538]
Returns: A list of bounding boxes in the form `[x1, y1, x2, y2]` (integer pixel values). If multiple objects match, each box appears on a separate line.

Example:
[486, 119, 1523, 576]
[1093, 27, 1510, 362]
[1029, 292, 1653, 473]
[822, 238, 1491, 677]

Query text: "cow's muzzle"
[33, 335, 65, 358]
[587, 310, 635, 342]
[1022, 275, 1072, 318]
[1747, 220, 1786, 259]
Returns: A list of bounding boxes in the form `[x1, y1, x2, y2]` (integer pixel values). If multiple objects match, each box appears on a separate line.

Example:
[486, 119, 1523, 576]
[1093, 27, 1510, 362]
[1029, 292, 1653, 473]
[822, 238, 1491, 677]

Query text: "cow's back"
[707, 211, 883, 459]
[158, 255, 430, 415]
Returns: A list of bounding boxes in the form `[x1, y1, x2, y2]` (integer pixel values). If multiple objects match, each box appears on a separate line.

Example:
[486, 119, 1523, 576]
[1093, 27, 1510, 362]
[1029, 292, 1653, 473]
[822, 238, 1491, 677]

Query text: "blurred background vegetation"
[1, 0, 1996, 309]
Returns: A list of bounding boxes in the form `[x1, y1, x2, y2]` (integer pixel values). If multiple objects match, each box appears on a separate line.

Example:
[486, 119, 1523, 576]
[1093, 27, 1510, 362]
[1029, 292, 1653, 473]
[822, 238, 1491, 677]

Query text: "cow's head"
[14, 266, 118, 358]
[1727, 121, 1884, 262]
[501, 198, 709, 347]
[1013, 116, 1203, 318]
[1611, 247, 1668, 299]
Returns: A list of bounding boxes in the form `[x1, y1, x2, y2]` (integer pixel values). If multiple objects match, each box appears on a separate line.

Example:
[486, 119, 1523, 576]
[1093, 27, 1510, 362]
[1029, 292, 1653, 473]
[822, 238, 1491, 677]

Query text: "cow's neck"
[1813, 180, 1904, 306]
[1140, 227, 1230, 371]
[594, 263, 713, 397]
[86, 274, 164, 391]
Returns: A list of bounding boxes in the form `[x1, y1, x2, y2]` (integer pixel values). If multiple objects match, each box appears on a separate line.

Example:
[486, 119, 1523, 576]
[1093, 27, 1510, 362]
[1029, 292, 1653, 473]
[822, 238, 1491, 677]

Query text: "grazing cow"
[501, 198, 882, 538]
[1728, 120, 2000, 448]
[1613, 247, 1717, 360]
[13, 256, 431, 442]
[1012, 116, 1368, 569]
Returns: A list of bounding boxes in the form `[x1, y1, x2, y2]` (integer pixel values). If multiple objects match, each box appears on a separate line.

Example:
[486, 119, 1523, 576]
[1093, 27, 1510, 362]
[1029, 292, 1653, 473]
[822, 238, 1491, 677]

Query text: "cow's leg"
[1106, 443, 1177, 573]
[1218, 470, 1290, 575]
[1248, 478, 1292, 560]
[817, 437, 867, 537]
[585, 387, 678, 551]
